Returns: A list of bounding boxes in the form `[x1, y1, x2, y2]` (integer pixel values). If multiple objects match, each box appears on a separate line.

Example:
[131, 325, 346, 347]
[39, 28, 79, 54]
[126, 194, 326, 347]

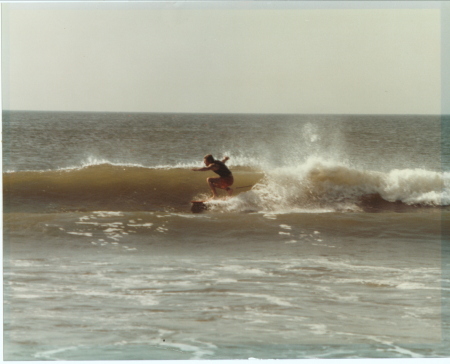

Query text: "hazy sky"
[2, 1, 442, 114]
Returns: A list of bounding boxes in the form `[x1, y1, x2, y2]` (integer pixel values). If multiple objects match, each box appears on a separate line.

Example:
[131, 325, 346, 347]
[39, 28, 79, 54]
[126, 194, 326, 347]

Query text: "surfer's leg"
[213, 176, 234, 197]
[223, 176, 234, 197]
[207, 177, 219, 199]
[207, 176, 233, 199]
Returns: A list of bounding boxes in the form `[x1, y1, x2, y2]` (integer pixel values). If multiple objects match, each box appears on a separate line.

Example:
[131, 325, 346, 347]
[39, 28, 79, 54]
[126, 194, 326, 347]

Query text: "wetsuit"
[212, 160, 232, 177]
[211, 160, 233, 188]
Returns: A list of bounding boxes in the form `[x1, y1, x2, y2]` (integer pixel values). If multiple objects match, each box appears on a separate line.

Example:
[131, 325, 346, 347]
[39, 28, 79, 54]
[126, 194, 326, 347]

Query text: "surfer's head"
[204, 154, 215, 165]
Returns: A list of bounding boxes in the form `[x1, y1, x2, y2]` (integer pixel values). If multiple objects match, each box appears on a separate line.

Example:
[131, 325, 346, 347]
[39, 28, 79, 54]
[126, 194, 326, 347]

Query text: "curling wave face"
[3, 163, 261, 213]
[4, 158, 449, 214]
[213, 158, 449, 213]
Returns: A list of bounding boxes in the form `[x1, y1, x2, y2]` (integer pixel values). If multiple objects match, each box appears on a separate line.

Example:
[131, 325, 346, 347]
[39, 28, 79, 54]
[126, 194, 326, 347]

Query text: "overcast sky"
[2, 1, 442, 114]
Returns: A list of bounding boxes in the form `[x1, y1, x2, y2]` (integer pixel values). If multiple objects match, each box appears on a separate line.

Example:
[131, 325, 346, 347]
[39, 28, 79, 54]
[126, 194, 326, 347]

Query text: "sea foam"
[211, 157, 449, 213]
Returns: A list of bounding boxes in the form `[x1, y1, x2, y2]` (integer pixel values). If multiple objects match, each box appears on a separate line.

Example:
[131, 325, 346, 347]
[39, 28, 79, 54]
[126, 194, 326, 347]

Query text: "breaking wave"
[4, 158, 449, 213]
[206, 158, 449, 213]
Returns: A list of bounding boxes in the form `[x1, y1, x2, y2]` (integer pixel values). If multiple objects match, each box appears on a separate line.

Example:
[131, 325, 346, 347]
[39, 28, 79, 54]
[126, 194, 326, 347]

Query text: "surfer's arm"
[192, 165, 216, 172]
[221, 156, 229, 163]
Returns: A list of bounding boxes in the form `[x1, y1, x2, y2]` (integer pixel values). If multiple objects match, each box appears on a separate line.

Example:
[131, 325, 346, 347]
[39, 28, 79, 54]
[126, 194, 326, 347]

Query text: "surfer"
[192, 154, 234, 199]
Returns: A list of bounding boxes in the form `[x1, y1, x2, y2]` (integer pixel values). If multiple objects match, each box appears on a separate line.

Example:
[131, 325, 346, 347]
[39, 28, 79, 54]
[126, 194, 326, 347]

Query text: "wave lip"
[6, 155, 263, 174]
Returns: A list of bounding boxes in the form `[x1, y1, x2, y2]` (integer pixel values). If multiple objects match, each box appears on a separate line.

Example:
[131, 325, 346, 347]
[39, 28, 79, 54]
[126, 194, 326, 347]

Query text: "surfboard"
[191, 196, 233, 213]
[191, 200, 208, 213]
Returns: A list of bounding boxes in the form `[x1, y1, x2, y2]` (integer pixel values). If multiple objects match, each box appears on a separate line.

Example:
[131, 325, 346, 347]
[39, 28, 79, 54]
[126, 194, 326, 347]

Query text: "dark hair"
[204, 154, 215, 163]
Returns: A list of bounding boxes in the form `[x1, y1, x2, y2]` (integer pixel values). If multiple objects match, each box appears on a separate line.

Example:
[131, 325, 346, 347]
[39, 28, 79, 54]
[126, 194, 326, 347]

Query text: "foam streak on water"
[4, 206, 445, 359]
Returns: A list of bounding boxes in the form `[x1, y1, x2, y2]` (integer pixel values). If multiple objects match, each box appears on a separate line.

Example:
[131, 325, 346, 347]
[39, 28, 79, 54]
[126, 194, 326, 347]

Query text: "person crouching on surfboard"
[192, 154, 234, 199]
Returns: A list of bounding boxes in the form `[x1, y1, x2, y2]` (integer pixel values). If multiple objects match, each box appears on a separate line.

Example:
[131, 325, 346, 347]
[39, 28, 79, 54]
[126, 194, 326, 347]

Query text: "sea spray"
[209, 158, 450, 213]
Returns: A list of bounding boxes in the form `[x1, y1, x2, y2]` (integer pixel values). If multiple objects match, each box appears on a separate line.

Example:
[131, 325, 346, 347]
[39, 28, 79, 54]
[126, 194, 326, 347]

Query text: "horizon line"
[1, 109, 445, 117]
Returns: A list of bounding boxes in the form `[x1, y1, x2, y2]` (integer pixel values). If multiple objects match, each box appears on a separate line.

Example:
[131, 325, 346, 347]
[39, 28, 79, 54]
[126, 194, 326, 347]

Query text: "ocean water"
[3, 111, 450, 360]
